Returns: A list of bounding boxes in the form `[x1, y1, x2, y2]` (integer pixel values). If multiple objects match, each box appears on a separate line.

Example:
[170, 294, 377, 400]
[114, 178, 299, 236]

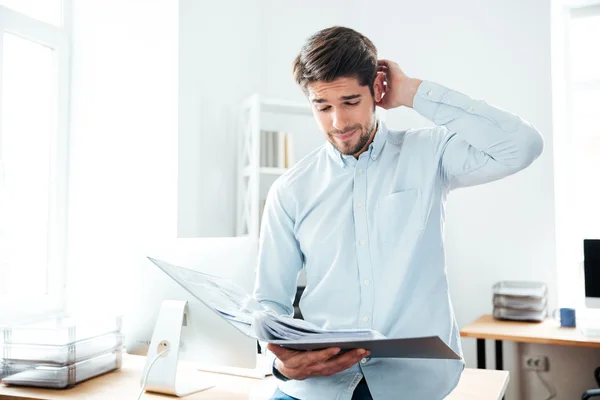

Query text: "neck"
[352, 120, 379, 159]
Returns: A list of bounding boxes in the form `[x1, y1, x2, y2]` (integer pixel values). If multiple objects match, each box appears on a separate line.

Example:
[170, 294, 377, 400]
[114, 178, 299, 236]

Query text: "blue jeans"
[270, 378, 373, 400]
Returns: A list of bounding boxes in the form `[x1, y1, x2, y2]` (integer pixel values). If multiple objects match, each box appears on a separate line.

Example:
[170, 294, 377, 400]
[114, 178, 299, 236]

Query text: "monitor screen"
[584, 239, 600, 298]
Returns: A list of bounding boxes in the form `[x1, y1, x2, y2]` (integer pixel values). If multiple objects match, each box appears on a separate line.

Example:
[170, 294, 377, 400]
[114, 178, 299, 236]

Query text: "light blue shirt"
[254, 80, 543, 399]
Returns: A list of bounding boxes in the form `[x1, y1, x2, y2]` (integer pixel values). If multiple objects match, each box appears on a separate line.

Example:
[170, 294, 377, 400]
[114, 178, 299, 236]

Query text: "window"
[565, 6, 600, 252]
[553, 3, 600, 305]
[0, 2, 70, 321]
[567, 7, 600, 244]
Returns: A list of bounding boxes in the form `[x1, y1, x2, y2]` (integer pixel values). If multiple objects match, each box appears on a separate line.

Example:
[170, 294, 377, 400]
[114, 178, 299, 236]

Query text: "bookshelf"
[236, 94, 313, 238]
[237, 93, 387, 238]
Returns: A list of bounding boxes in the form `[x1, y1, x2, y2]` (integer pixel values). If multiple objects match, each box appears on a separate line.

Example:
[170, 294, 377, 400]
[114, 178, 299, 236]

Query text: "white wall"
[176, 0, 600, 398]
[177, 0, 261, 237]
[67, 0, 179, 314]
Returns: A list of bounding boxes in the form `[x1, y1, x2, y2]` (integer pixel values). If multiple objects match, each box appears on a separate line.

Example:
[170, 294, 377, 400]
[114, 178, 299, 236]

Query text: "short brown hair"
[292, 26, 378, 96]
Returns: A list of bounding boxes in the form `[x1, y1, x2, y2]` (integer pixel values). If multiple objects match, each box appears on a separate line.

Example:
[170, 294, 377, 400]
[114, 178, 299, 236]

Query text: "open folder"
[147, 257, 461, 360]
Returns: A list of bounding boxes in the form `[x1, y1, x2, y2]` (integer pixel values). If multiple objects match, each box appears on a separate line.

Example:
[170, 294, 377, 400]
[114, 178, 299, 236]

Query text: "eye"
[346, 101, 360, 106]
[318, 106, 331, 112]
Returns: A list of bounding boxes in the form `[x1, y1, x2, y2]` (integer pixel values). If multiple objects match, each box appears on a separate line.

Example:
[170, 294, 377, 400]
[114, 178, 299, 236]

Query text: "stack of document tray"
[492, 281, 548, 322]
[0, 315, 123, 389]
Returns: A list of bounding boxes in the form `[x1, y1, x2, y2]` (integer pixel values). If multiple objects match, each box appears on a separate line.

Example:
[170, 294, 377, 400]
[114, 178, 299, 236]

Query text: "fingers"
[273, 347, 371, 380]
[268, 344, 341, 367]
[285, 347, 341, 369]
[311, 349, 370, 377]
[376, 97, 390, 109]
[267, 343, 300, 362]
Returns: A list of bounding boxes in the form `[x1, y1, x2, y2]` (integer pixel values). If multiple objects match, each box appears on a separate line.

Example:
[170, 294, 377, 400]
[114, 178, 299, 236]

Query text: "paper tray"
[493, 294, 547, 311]
[1, 332, 123, 366]
[492, 281, 547, 299]
[1, 349, 122, 389]
[1, 315, 122, 346]
[493, 306, 547, 322]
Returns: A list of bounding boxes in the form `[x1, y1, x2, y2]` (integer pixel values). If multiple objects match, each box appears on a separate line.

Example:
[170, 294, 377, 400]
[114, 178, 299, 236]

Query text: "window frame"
[553, 1, 600, 306]
[0, 2, 70, 322]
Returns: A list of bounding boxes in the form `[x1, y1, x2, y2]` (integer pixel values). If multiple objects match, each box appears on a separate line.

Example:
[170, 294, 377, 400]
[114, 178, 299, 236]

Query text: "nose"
[332, 109, 350, 132]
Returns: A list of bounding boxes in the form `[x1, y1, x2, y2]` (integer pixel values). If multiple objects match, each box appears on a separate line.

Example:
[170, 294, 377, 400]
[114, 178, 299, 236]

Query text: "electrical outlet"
[523, 355, 549, 372]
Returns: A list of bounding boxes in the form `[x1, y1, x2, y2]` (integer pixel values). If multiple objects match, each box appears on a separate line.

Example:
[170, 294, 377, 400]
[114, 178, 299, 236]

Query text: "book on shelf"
[283, 133, 294, 168]
[260, 130, 294, 169]
[265, 131, 274, 168]
[276, 132, 285, 169]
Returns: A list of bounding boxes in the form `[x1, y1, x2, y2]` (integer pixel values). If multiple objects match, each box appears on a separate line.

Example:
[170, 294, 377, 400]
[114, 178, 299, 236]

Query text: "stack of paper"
[251, 311, 385, 342]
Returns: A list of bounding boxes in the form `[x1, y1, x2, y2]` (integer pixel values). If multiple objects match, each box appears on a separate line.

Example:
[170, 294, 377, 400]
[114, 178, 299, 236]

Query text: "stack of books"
[492, 281, 548, 322]
[0, 315, 123, 388]
[260, 130, 294, 169]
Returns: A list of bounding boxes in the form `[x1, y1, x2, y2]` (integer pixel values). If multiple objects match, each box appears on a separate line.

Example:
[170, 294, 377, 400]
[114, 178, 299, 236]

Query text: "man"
[253, 26, 543, 400]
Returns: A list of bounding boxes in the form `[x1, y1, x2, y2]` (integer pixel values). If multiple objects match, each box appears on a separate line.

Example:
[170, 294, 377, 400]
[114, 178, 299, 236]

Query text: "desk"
[0, 353, 509, 400]
[460, 314, 600, 370]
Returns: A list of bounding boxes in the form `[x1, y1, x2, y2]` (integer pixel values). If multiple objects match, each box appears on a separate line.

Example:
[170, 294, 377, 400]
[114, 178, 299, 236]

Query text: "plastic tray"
[1, 332, 123, 366]
[0, 315, 122, 346]
[493, 294, 547, 311]
[492, 281, 547, 299]
[493, 306, 547, 322]
[1, 349, 122, 389]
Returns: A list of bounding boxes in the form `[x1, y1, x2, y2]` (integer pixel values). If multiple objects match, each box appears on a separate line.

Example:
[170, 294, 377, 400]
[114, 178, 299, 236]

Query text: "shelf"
[238, 93, 305, 237]
[242, 94, 312, 116]
[260, 167, 288, 175]
[262, 99, 312, 116]
[243, 167, 289, 177]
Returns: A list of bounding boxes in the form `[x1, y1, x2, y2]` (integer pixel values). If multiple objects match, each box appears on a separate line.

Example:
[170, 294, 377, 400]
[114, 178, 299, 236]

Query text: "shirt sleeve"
[412, 80, 544, 190]
[252, 179, 304, 317]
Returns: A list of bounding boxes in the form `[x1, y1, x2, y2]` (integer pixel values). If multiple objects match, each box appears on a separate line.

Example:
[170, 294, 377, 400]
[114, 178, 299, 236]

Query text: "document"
[147, 257, 461, 360]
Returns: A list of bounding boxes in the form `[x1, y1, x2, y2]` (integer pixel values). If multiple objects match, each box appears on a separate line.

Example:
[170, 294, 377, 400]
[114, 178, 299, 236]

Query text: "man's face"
[307, 76, 382, 157]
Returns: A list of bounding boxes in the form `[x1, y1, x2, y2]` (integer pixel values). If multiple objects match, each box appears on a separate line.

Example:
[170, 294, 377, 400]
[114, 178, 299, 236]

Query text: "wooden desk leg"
[495, 340, 503, 370]
[477, 339, 486, 369]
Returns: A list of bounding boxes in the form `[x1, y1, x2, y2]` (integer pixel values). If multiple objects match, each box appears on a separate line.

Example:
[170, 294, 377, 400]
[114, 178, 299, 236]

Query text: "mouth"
[335, 128, 358, 142]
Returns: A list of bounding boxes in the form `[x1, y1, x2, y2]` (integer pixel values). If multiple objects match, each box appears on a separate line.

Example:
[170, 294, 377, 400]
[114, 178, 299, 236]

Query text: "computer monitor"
[583, 239, 600, 309]
[123, 237, 269, 378]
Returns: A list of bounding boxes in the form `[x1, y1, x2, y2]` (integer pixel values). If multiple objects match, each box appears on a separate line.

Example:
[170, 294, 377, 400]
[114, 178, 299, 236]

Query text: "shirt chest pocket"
[374, 189, 424, 243]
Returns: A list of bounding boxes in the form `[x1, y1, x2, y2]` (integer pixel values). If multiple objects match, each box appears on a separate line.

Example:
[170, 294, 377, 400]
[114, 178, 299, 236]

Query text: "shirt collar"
[325, 120, 388, 168]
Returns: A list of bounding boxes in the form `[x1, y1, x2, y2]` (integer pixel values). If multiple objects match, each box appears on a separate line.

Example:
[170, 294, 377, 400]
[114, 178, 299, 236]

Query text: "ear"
[374, 72, 385, 103]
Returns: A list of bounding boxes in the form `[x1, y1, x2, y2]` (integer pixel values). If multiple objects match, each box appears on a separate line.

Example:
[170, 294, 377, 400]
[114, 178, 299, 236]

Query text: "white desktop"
[123, 237, 272, 397]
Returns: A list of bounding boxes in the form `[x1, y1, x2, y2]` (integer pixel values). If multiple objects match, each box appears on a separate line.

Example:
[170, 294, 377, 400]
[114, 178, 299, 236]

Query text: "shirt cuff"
[412, 80, 451, 123]
[272, 359, 291, 382]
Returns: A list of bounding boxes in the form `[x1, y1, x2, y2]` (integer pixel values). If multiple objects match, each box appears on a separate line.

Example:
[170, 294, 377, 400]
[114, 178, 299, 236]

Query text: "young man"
[254, 26, 543, 400]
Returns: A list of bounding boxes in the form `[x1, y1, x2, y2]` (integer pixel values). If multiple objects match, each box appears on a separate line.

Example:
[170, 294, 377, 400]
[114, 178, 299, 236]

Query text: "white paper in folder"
[146, 257, 461, 360]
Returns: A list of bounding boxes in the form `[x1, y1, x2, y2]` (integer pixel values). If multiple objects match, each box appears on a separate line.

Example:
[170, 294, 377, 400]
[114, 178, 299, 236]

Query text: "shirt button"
[361, 358, 368, 364]
[359, 240, 366, 246]
[467, 106, 474, 112]
[362, 316, 369, 322]
[364, 280, 370, 285]
[427, 90, 433, 96]
[356, 201, 362, 208]
[371, 154, 378, 160]
[357, 168, 363, 174]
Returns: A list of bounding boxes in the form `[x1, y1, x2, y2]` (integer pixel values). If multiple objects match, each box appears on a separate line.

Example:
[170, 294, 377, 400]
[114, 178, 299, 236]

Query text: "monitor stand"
[140, 300, 214, 396]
